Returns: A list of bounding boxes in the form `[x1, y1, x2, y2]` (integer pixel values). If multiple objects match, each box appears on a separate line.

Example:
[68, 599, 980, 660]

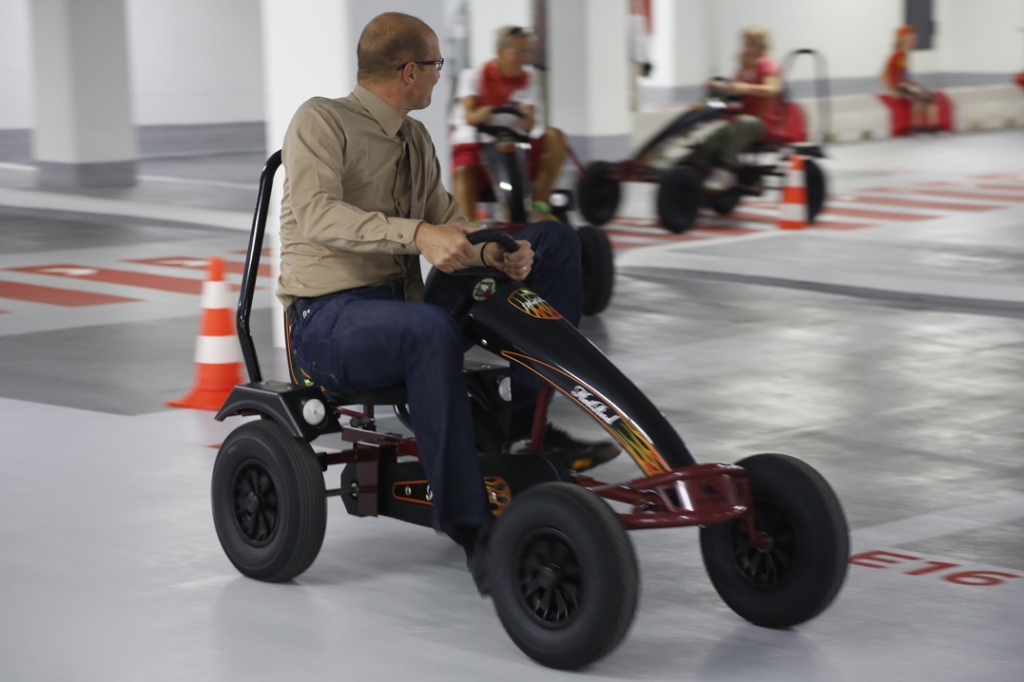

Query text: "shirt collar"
[352, 84, 406, 139]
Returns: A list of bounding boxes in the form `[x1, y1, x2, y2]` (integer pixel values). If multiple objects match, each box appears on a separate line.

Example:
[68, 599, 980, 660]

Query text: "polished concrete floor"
[1, 131, 1023, 681]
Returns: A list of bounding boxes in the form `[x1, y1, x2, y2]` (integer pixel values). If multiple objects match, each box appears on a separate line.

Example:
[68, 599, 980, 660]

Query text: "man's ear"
[400, 63, 416, 86]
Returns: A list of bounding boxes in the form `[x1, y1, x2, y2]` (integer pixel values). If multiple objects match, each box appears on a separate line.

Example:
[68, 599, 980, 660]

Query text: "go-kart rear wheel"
[578, 225, 614, 315]
[700, 453, 849, 629]
[805, 157, 826, 223]
[577, 162, 621, 226]
[212, 420, 326, 582]
[656, 166, 702, 233]
[489, 483, 638, 670]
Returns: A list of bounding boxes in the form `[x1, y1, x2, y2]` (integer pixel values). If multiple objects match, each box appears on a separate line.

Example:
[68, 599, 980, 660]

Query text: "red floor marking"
[820, 206, 938, 221]
[924, 180, 1024, 192]
[9, 264, 240, 295]
[974, 183, 1024, 193]
[610, 216, 661, 227]
[690, 225, 761, 235]
[0, 280, 140, 306]
[975, 173, 1024, 182]
[611, 240, 648, 250]
[871, 187, 1024, 203]
[127, 257, 272, 278]
[843, 195, 1004, 212]
[231, 248, 271, 257]
[812, 221, 875, 231]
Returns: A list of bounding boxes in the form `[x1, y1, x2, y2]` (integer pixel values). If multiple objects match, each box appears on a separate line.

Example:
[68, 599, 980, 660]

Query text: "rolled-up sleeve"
[282, 99, 422, 255]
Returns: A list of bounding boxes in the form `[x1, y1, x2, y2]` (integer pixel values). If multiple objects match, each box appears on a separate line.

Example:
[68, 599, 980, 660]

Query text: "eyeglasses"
[396, 58, 444, 72]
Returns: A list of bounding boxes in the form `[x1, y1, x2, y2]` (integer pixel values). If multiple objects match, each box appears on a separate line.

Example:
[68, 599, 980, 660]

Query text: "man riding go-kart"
[209, 13, 849, 672]
[274, 12, 618, 594]
[578, 27, 828, 234]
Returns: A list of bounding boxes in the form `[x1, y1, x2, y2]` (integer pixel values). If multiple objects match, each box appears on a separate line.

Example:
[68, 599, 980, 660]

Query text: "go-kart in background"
[1, 129, 1024, 682]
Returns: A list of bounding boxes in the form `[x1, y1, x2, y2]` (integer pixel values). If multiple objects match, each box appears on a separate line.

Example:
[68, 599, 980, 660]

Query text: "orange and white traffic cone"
[167, 257, 242, 410]
[778, 154, 808, 230]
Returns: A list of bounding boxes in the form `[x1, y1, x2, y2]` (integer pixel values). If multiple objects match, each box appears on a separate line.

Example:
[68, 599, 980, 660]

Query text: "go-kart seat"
[283, 309, 408, 408]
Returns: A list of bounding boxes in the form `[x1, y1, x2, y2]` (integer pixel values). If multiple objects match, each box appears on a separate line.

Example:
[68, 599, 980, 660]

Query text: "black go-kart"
[473, 106, 614, 315]
[578, 49, 831, 234]
[211, 151, 850, 670]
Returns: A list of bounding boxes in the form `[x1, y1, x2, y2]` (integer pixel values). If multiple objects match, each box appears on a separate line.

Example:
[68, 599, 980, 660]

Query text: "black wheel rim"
[517, 530, 583, 628]
[232, 461, 280, 546]
[729, 497, 797, 590]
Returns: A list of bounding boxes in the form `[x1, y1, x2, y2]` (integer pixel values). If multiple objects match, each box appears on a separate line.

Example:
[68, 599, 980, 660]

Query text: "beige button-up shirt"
[276, 85, 480, 306]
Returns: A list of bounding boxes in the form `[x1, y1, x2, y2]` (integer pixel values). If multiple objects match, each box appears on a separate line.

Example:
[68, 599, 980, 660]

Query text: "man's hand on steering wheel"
[414, 222, 479, 274]
[483, 239, 534, 282]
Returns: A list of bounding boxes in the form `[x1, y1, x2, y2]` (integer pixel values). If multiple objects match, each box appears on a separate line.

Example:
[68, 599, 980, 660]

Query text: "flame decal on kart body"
[508, 288, 562, 320]
[484, 477, 511, 516]
[501, 351, 670, 476]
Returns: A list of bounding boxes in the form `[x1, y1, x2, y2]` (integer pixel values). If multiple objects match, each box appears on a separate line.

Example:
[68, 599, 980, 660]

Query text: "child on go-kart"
[881, 25, 940, 132]
[450, 25, 567, 221]
[691, 26, 784, 193]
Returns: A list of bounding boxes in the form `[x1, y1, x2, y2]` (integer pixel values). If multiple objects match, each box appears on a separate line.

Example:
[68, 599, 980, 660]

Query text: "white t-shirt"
[449, 63, 543, 146]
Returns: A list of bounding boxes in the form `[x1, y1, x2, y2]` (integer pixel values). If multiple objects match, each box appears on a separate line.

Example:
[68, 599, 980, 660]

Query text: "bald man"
[276, 12, 617, 595]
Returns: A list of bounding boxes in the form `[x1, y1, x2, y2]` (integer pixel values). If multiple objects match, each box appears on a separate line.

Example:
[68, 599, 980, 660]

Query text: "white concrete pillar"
[29, 0, 136, 187]
[546, 0, 631, 162]
[260, 0, 353, 350]
[643, 0, 714, 108]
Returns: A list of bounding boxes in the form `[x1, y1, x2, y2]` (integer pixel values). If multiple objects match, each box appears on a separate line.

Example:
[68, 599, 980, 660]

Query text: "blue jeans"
[288, 221, 582, 539]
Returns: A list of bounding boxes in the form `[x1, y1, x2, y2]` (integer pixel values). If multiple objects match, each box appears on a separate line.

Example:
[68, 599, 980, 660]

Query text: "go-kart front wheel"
[805, 157, 826, 223]
[578, 225, 614, 315]
[700, 453, 849, 628]
[212, 420, 327, 582]
[489, 483, 639, 670]
[656, 166, 702, 233]
[577, 161, 621, 226]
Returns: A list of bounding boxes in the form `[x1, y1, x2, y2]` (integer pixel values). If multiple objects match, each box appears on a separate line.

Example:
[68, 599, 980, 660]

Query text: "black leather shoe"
[507, 424, 621, 472]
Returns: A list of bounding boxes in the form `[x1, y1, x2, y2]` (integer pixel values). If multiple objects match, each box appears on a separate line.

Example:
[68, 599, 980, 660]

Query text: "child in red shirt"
[695, 26, 784, 192]
[450, 26, 566, 220]
[881, 25, 939, 131]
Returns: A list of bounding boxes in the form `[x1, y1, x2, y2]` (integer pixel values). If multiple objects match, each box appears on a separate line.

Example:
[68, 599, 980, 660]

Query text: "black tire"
[578, 225, 614, 315]
[656, 166, 703, 233]
[577, 162, 621, 226]
[489, 483, 639, 670]
[700, 453, 849, 629]
[805, 157, 826, 223]
[706, 187, 742, 215]
[212, 420, 327, 582]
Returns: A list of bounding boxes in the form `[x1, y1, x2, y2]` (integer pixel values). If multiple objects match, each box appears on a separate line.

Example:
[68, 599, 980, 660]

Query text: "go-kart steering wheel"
[476, 106, 532, 143]
[466, 228, 520, 253]
[491, 106, 525, 117]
